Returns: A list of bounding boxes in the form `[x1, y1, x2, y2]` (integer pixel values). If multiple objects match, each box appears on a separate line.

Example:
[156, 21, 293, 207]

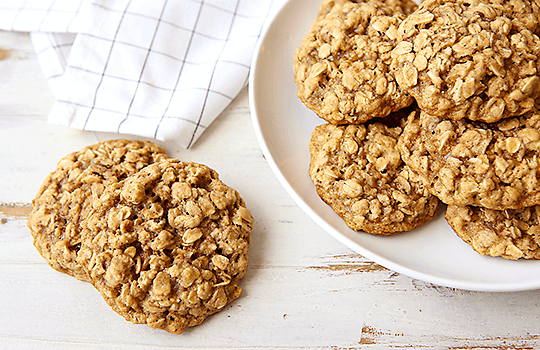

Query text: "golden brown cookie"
[76, 159, 254, 334]
[27, 140, 169, 282]
[309, 113, 439, 235]
[398, 109, 540, 210]
[446, 205, 540, 260]
[294, 0, 416, 125]
[391, 0, 540, 123]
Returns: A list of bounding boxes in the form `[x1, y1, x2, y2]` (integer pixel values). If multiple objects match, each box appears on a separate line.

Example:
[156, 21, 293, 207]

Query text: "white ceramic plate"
[249, 0, 540, 292]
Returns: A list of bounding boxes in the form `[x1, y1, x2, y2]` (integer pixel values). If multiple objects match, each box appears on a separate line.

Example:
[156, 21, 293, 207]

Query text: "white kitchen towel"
[0, 0, 88, 32]
[2, 0, 275, 148]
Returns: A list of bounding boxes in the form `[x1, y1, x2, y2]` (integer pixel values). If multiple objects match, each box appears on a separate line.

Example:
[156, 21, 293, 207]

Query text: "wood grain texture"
[1, 30, 540, 350]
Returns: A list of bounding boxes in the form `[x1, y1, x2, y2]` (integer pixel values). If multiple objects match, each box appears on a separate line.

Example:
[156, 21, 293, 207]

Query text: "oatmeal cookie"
[398, 109, 540, 210]
[76, 159, 254, 334]
[309, 114, 439, 235]
[391, 0, 540, 123]
[27, 140, 169, 282]
[446, 205, 540, 260]
[294, 0, 416, 125]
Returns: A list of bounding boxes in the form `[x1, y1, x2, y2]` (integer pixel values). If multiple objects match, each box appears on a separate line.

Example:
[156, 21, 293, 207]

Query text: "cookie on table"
[294, 0, 416, 125]
[309, 112, 439, 235]
[398, 109, 540, 210]
[391, 0, 540, 123]
[446, 205, 540, 260]
[77, 159, 254, 334]
[27, 140, 169, 282]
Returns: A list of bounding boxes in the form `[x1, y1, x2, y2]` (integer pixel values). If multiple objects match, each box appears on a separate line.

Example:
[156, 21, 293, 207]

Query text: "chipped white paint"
[1, 30, 540, 350]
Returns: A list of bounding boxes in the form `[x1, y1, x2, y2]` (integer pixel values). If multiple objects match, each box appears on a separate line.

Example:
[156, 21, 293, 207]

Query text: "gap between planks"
[0, 203, 32, 220]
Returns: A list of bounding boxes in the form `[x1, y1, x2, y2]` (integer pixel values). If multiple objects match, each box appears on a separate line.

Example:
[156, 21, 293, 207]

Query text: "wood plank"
[2, 258, 540, 349]
[0, 31, 54, 116]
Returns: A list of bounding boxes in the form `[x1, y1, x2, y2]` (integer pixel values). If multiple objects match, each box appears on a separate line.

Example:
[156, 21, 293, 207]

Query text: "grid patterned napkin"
[1, 0, 275, 148]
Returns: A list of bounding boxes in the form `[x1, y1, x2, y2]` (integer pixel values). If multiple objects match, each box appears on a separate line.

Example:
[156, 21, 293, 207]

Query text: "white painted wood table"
[2, 30, 540, 350]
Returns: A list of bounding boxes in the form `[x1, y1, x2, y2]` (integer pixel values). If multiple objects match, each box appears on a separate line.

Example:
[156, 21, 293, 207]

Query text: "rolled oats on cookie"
[309, 111, 439, 235]
[294, 0, 416, 125]
[446, 205, 540, 260]
[27, 140, 169, 282]
[76, 159, 254, 334]
[391, 0, 540, 123]
[398, 109, 540, 210]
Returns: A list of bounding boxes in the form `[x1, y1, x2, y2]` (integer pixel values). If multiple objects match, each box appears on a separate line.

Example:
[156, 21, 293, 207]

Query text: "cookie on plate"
[398, 109, 540, 210]
[309, 112, 439, 235]
[27, 140, 169, 282]
[76, 159, 254, 334]
[294, 0, 416, 125]
[446, 205, 540, 260]
[391, 0, 540, 122]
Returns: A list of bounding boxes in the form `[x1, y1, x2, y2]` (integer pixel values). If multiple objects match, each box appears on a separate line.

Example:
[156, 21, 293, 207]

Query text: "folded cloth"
[1, 0, 275, 148]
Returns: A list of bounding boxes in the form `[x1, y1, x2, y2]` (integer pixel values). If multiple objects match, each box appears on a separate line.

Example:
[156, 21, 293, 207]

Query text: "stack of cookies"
[294, 0, 540, 260]
[27, 140, 254, 334]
